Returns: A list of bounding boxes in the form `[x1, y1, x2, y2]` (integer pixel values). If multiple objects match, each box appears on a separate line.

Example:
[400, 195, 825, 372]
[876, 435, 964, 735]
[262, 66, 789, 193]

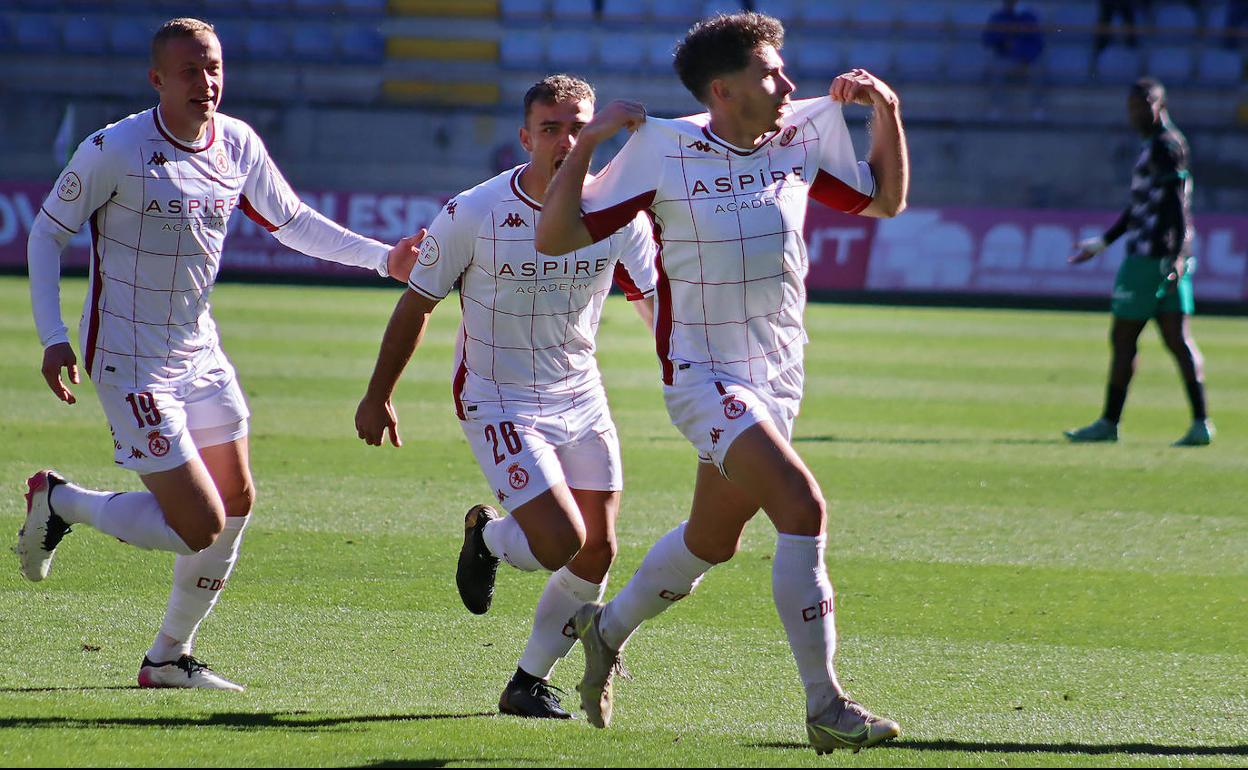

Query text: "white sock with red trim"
[482, 515, 542, 572]
[598, 522, 712, 650]
[148, 515, 249, 661]
[51, 485, 194, 555]
[517, 567, 606, 679]
[772, 532, 845, 709]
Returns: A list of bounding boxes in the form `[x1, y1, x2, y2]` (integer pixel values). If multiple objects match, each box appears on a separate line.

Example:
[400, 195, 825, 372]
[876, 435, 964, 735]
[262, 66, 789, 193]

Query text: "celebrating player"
[19, 18, 422, 691]
[354, 75, 656, 719]
[536, 13, 907, 753]
[1065, 77, 1213, 447]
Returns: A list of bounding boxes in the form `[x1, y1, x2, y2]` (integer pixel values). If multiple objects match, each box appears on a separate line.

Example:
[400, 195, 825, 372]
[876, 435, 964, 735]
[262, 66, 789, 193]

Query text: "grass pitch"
[0, 276, 1244, 767]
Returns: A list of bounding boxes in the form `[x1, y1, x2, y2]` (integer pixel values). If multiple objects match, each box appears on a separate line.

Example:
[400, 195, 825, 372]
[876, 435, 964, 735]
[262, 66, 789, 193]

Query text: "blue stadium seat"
[291, 0, 342, 14]
[650, 0, 700, 26]
[245, 21, 290, 61]
[700, 0, 743, 18]
[247, 0, 291, 16]
[844, 39, 893, 73]
[601, 0, 648, 24]
[893, 41, 945, 80]
[550, 0, 594, 22]
[546, 31, 593, 69]
[0, 17, 10, 50]
[900, 3, 948, 38]
[109, 18, 152, 56]
[14, 15, 59, 53]
[291, 23, 336, 63]
[646, 33, 677, 72]
[948, 2, 996, 39]
[340, 0, 386, 14]
[1047, 2, 1097, 38]
[791, 41, 843, 77]
[753, 0, 797, 24]
[598, 33, 648, 71]
[500, 0, 546, 21]
[1196, 47, 1244, 85]
[1043, 43, 1093, 82]
[340, 25, 384, 64]
[849, 3, 897, 36]
[799, 0, 849, 28]
[1152, 3, 1200, 42]
[500, 31, 544, 68]
[945, 40, 992, 81]
[1094, 46, 1141, 83]
[63, 16, 108, 55]
[1146, 46, 1195, 81]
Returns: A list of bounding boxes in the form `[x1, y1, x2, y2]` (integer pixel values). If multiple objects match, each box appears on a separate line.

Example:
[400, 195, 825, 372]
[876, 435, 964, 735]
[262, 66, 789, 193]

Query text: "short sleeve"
[239, 128, 302, 232]
[581, 123, 664, 243]
[406, 195, 479, 301]
[804, 99, 876, 215]
[611, 212, 657, 300]
[40, 130, 125, 234]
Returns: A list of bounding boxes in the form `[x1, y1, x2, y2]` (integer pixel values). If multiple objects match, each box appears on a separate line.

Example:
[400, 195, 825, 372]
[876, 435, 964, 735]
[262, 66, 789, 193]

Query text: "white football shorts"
[96, 364, 250, 475]
[460, 391, 622, 512]
[663, 363, 804, 477]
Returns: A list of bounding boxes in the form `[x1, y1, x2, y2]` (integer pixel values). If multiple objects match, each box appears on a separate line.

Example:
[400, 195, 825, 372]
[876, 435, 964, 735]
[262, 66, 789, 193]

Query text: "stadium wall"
[3, 180, 1245, 310]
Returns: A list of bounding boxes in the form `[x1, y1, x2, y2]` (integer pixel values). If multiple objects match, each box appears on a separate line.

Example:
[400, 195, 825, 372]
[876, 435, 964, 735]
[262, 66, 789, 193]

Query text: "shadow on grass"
[753, 739, 1248, 757]
[794, 436, 1058, 446]
[0, 711, 496, 732]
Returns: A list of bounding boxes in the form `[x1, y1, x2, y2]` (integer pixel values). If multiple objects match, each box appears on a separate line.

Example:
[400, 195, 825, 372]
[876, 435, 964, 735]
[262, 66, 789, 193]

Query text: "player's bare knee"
[575, 536, 616, 574]
[534, 525, 586, 571]
[221, 484, 255, 519]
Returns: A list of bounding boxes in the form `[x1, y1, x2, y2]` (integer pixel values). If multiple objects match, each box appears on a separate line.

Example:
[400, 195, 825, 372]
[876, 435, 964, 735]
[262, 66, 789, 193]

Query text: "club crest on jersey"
[507, 462, 529, 490]
[213, 150, 230, 174]
[147, 431, 171, 457]
[417, 236, 440, 266]
[722, 396, 745, 420]
[779, 126, 798, 147]
[501, 212, 528, 228]
[57, 172, 82, 202]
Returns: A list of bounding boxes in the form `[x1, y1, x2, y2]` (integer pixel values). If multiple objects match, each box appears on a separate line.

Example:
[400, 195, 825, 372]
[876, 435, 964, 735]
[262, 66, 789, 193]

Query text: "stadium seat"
[500, 30, 544, 68]
[291, 0, 342, 13]
[848, 3, 897, 36]
[1151, 3, 1200, 43]
[646, 33, 677, 72]
[340, 0, 387, 14]
[500, 0, 546, 21]
[601, 0, 648, 24]
[844, 39, 893, 73]
[291, 23, 337, 63]
[247, 0, 291, 15]
[245, 21, 290, 61]
[799, 0, 849, 27]
[792, 40, 843, 77]
[1146, 46, 1195, 81]
[650, 0, 701, 26]
[109, 19, 151, 56]
[753, 0, 797, 24]
[212, 20, 247, 61]
[1094, 46, 1142, 83]
[893, 41, 945, 80]
[701, 0, 743, 18]
[1196, 47, 1245, 85]
[546, 31, 593, 69]
[1047, 1, 1097, 38]
[948, 1, 997, 40]
[62, 14, 108, 55]
[899, 3, 948, 38]
[550, 0, 595, 22]
[598, 33, 648, 72]
[945, 40, 992, 81]
[340, 25, 385, 64]
[1042, 43, 1093, 82]
[0, 17, 10, 50]
[14, 15, 59, 53]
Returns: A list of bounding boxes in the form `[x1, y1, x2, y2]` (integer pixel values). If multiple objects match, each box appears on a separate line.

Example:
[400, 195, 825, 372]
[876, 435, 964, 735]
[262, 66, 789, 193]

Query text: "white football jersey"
[408, 164, 657, 418]
[580, 97, 874, 385]
[36, 107, 389, 388]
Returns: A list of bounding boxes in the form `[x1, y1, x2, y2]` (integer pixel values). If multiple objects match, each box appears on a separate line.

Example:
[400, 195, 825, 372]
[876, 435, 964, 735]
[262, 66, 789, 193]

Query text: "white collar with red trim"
[153, 106, 216, 153]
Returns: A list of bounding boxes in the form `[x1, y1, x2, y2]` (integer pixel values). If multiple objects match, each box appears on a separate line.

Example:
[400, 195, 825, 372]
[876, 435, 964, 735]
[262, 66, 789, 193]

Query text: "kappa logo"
[709, 426, 723, 446]
[723, 396, 746, 420]
[507, 462, 529, 490]
[779, 125, 798, 147]
[687, 139, 716, 154]
[92, 133, 105, 149]
[445, 199, 457, 219]
[129, 447, 147, 460]
[147, 430, 171, 458]
[501, 212, 528, 228]
[147, 152, 168, 166]
[56, 172, 82, 202]
[495, 489, 508, 503]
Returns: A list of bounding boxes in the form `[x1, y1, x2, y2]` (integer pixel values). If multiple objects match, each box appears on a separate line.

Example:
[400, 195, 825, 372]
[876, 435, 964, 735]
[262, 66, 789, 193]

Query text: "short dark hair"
[673, 13, 785, 104]
[523, 74, 596, 121]
[1131, 77, 1166, 105]
[151, 17, 216, 67]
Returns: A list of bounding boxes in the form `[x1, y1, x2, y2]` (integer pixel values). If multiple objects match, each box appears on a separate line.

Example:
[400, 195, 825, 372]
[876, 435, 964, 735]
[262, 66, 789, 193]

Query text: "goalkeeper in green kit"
[1065, 77, 1213, 447]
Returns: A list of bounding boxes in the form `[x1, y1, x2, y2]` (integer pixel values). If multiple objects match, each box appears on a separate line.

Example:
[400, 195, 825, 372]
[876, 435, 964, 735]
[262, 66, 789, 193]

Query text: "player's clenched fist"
[580, 100, 647, 146]
[829, 69, 898, 110]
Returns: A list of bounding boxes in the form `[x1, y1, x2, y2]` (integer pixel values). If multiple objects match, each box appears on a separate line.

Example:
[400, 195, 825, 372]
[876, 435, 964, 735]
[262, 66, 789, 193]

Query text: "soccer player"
[1065, 77, 1213, 447]
[536, 13, 908, 754]
[18, 18, 422, 691]
[354, 75, 656, 719]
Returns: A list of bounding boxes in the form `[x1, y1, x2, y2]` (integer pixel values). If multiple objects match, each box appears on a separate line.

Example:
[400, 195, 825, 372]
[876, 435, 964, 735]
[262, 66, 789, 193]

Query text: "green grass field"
[0, 275, 1244, 768]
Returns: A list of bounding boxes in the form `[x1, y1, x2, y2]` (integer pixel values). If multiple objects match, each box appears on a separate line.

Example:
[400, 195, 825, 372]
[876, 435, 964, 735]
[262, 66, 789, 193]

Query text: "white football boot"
[573, 602, 625, 728]
[138, 655, 245, 692]
[16, 470, 73, 582]
[806, 690, 901, 754]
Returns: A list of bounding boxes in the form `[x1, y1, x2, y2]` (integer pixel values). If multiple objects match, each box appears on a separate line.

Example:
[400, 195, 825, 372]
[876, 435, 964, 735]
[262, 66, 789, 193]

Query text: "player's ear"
[708, 77, 731, 105]
[518, 124, 532, 153]
[148, 67, 162, 91]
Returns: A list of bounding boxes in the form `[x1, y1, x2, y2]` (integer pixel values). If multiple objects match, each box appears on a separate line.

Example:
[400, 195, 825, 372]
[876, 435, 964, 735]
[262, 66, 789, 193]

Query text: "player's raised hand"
[1068, 236, 1106, 265]
[41, 342, 79, 405]
[386, 228, 428, 284]
[355, 396, 402, 447]
[829, 69, 898, 109]
[581, 100, 647, 146]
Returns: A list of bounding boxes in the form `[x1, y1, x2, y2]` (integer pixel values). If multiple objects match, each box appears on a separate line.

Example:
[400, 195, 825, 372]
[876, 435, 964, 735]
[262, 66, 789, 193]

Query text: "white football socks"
[148, 515, 249, 662]
[482, 515, 543, 571]
[518, 566, 606, 680]
[599, 522, 713, 650]
[51, 483, 194, 555]
[771, 532, 845, 712]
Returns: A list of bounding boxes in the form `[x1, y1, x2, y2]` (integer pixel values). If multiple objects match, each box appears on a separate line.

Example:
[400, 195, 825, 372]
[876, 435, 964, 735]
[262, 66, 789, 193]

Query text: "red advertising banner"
[4, 180, 1247, 302]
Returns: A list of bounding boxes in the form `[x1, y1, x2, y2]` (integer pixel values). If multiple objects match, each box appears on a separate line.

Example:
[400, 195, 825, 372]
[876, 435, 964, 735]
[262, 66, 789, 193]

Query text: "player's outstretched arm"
[356, 289, 439, 447]
[830, 69, 908, 218]
[537, 100, 646, 255]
